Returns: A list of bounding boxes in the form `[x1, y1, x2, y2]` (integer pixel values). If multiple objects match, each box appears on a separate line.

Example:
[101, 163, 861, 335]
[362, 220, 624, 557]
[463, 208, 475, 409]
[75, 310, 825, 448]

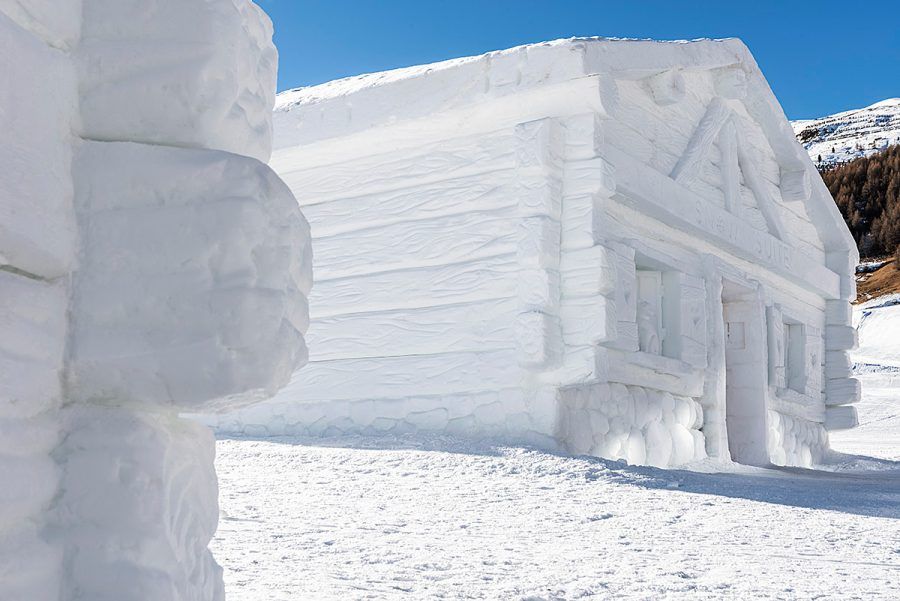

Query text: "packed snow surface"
[211, 300, 900, 600]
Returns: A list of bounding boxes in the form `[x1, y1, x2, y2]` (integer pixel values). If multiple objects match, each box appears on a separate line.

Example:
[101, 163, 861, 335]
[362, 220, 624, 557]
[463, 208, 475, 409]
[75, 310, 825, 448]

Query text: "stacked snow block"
[0, 5, 80, 600]
[558, 383, 706, 467]
[67, 142, 310, 412]
[823, 299, 860, 430]
[57, 408, 223, 601]
[55, 2, 309, 600]
[2, 1, 307, 600]
[77, 0, 277, 163]
[765, 409, 827, 467]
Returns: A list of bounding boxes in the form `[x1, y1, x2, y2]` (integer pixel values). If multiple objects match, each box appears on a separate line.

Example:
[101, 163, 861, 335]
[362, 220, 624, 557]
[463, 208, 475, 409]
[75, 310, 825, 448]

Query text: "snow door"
[722, 280, 769, 466]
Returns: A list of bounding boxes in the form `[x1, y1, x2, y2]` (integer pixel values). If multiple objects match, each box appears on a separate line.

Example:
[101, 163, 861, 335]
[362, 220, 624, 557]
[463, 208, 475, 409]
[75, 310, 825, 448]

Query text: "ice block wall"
[0, 2, 310, 600]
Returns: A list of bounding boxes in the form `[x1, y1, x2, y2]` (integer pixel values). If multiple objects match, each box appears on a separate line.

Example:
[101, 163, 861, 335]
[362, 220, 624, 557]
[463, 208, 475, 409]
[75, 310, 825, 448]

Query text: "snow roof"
[276, 37, 750, 112]
[272, 36, 857, 260]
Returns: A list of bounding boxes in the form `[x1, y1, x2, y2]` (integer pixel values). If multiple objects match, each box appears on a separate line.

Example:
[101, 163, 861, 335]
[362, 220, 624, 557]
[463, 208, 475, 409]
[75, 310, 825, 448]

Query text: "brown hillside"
[855, 258, 900, 303]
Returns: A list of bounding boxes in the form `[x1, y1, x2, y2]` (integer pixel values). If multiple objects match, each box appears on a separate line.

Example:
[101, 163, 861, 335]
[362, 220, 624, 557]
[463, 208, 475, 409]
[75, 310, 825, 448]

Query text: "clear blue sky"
[258, 0, 898, 120]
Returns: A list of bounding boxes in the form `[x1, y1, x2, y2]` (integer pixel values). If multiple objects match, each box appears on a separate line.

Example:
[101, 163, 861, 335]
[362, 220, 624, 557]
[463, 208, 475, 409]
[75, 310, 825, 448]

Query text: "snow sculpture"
[0, 2, 308, 600]
[210, 38, 859, 471]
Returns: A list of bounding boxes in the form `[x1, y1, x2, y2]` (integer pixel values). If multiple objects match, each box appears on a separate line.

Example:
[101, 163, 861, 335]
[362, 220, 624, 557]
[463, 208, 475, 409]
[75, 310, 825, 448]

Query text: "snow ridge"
[792, 98, 900, 167]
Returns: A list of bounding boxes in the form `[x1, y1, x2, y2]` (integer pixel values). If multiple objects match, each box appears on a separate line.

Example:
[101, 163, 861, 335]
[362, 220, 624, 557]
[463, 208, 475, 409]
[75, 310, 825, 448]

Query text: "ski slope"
[211, 302, 900, 600]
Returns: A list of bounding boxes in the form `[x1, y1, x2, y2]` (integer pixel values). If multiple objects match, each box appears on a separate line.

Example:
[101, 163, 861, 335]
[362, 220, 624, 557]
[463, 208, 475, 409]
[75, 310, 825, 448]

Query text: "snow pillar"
[58, 3, 309, 600]
[2, 1, 309, 600]
[0, 4, 80, 599]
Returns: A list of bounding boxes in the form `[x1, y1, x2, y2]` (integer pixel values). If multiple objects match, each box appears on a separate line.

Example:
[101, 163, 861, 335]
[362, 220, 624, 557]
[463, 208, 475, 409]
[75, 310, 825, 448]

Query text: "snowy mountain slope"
[792, 98, 900, 167]
[210, 297, 900, 600]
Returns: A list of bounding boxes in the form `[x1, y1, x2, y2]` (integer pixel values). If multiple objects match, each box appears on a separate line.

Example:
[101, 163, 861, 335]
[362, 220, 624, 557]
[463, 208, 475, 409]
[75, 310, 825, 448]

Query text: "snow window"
[783, 319, 807, 393]
[636, 268, 681, 359]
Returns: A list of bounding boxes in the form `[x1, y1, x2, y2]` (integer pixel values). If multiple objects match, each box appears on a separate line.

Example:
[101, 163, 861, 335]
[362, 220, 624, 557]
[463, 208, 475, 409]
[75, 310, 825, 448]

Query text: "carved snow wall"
[209, 38, 858, 470]
[0, 2, 309, 600]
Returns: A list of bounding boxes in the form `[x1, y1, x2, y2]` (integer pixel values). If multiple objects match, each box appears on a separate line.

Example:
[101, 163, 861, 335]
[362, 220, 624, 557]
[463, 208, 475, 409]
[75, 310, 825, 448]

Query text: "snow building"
[213, 38, 859, 469]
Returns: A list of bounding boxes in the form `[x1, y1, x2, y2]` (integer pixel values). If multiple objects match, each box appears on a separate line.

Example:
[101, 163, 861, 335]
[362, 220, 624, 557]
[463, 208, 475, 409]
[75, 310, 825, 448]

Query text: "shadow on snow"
[217, 433, 900, 519]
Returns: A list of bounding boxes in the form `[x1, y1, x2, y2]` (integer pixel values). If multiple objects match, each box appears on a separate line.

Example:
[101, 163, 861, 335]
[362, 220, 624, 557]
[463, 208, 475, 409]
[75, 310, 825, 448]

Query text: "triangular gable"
[670, 96, 787, 240]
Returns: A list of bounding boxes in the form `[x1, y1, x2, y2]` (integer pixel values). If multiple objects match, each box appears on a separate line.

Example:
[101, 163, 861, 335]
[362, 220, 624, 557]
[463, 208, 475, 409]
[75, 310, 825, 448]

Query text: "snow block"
[68, 142, 311, 411]
[0, 0, 81, 49]
[0, 272, 68, 419]
[56, 406, 223, 601]
[825, 377, 861, 407]
[0, 13, 77, 279]
[825, 325, 858, 351]
[77, 0, 277, 162]
[825, 405, 858, 431]
[0, 525, 62, 601]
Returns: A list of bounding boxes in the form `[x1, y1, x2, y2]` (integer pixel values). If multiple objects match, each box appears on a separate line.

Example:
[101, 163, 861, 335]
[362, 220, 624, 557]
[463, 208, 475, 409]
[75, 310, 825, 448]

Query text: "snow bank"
[68, 142, 310, 411]
[854, 297, 900, 368]
[77, 0, 277, 162]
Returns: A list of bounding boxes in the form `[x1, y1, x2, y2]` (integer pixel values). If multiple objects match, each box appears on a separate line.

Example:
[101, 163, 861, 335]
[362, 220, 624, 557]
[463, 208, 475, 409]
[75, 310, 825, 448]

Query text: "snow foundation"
[1, 1, 305, 599]
[558, 383, 706, 467]
[212, 38, 859, 470]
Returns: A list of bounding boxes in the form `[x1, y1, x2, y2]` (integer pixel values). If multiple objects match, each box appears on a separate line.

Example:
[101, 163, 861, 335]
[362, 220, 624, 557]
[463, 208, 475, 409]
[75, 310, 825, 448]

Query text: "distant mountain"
[792, 98, 900, 168]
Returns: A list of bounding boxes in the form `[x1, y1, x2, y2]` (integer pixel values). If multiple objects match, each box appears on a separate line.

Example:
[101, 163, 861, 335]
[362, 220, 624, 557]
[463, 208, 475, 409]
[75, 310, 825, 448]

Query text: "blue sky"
[259, 0, 898, 119]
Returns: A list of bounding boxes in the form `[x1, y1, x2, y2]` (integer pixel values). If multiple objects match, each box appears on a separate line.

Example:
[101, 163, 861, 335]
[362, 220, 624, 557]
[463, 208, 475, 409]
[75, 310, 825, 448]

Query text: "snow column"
[0, 4, 80, 599]
[58, 2, 310, 600]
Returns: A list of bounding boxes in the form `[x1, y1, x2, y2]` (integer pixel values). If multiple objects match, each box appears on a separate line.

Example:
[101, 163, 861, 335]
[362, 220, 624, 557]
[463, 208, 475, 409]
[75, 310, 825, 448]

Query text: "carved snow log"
[825, 325, 858, 351]
[825, 299, 853, 325]
[301, 176, 514, 237]
[78, 0, 277, 162]
[278, 349, 523, 403]
[315, 209, 518, 280]
[307, 298, 518, 361]
[69, 141, 310, 412]
[280, 130, 516, 203]
[310, 255, 518, 317]
[825, 405, 858, 431]
[517, 311, 563, 368]
[559, 245, 617, 298]
[825, 377, 861, 407]
[824, 350, 853, 380]
[560, 296, 617, 346]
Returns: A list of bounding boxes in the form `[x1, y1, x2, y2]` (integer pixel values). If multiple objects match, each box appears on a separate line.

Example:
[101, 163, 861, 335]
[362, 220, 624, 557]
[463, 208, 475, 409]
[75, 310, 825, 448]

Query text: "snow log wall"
[210, 39, 859, 469]
[0, 2, 309, 600]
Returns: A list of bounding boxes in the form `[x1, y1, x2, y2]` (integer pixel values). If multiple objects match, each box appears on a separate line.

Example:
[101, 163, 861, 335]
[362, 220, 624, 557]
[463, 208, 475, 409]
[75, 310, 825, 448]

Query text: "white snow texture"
[0, 2, 307, 600]
[211, 38, 858, 471]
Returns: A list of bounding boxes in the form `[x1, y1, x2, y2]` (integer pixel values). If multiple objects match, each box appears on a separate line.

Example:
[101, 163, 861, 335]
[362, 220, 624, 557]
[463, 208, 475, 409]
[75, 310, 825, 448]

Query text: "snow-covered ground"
[212, 302, 900, 600]
[792, 98, 900, 167]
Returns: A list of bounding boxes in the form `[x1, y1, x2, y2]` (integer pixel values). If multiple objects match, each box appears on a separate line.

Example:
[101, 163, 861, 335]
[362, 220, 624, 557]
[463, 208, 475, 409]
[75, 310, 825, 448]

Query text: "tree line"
[819, 144, 900, 259]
